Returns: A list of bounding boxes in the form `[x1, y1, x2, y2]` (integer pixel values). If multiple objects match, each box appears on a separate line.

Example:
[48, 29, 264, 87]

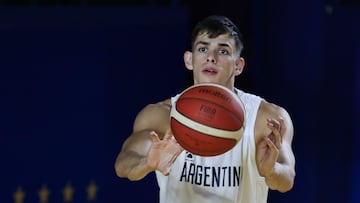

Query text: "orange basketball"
[170, 83, 245, 156]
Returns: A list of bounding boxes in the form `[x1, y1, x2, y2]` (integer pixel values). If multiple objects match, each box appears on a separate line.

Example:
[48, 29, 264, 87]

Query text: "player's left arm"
[256, 101, 296, 192]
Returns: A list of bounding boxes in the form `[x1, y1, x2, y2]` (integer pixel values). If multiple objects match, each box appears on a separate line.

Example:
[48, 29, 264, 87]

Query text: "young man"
[115, 15, 296, 203]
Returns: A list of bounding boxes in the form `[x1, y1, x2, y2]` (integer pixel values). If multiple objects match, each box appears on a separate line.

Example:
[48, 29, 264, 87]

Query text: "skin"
[115, 33, 296, 193]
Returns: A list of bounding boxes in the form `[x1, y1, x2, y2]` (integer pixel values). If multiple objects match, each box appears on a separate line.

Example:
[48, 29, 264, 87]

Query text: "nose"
[206, 52, 216, 64]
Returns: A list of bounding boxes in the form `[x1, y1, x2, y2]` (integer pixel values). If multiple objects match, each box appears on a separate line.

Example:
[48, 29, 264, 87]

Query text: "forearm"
[265, 162, 295, 192]
[115, 150, 154, 181]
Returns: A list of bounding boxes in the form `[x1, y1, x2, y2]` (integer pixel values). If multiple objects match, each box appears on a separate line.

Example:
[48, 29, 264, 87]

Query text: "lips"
[202, 67, 218, 75]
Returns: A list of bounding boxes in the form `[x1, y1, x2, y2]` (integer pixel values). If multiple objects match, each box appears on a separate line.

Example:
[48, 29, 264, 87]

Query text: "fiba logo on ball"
[170, 83, 245, 156]
[198, 104, 216, 120]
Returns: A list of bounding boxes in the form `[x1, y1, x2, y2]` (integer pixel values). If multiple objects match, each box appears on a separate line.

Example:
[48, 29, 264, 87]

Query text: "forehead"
[194, 33, 236, 47]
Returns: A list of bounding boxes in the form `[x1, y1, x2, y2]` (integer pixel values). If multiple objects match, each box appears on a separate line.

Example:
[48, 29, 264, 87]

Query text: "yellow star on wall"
[13, 186, 26, 203]
[63, 181, 74, 202]
[38, 184, 50, 203]
[86, 180, 98, 201]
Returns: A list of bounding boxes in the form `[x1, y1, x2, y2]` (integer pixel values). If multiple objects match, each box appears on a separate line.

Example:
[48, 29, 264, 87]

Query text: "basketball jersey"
[155, 88, 268, 203]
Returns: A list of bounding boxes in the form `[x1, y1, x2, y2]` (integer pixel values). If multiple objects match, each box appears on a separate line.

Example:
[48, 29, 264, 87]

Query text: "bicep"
[122, 101, 171, 153]
[258, 101, 295, 165]
[277, 107, 295, 167]
[132, 102, 171, 137]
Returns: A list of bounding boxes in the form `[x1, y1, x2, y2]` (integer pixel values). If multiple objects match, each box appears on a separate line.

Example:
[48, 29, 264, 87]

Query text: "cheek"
[222, 61, 237, 75]
[193, 54, 205, 62]
[192, 57, 204, 68]
[220, 60, 232, 69]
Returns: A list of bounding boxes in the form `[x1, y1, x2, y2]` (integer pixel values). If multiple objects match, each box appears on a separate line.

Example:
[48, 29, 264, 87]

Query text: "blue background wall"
[0, 6, 188, 203]
[0, 1, 360, 202]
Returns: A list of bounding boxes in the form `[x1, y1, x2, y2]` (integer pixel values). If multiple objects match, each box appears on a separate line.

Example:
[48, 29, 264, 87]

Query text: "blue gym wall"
[0, 6, 189, 203]
[250, 2, 360, 203]
[0, 1, 360, 203]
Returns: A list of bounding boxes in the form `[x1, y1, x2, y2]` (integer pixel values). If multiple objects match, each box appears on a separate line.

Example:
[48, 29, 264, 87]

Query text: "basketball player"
[115, 15, 295, 203]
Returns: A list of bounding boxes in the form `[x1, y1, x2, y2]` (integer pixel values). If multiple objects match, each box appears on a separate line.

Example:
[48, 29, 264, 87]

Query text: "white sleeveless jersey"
[155, 88, 268, 203]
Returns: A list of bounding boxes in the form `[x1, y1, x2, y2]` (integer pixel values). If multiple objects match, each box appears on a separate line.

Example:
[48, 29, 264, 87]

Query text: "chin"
[197, 78, 218, 84]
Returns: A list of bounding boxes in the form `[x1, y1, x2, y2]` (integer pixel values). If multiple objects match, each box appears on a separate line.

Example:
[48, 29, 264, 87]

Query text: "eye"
[198, 47, 207, 53]
[219, 49, 229, 55]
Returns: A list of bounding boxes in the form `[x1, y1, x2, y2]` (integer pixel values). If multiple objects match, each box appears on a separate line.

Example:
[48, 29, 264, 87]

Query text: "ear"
[234, 57, 245, 76]
[184, 51, 193, 70]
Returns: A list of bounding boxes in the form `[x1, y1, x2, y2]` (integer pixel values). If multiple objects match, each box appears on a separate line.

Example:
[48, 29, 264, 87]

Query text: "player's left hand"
[256, 116, 285, 177]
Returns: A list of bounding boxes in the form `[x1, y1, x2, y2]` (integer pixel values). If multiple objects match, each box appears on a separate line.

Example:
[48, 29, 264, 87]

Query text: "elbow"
[268, 168, 296, 193]
[114, 157, 146, 181]
[271, 179, 294, 193]
[277, 182, 293, 193]
[115, 166, 144, 181]
[114, 149, 152, 181]
[115, 156, 134, 179]
[114, 160, 127, 178]
[278, 169, 296, 193]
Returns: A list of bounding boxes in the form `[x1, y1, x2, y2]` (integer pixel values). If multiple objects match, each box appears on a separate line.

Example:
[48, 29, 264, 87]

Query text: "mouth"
[202, 67, 218, 75]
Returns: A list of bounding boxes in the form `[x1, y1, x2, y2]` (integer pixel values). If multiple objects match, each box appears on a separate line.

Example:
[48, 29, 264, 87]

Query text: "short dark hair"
[190, 15, 244, 56]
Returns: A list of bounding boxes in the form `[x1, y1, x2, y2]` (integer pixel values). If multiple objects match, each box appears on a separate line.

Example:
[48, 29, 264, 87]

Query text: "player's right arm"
[114, 100, 183, 181]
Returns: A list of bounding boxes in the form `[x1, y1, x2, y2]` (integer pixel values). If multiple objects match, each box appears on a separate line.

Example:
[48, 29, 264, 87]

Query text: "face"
[184, 33, 244, 90]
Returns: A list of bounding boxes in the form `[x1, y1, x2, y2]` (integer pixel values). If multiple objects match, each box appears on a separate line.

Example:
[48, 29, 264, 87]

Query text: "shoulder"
[133, 99, 172, 135]
[138, 99, 172, 117]
[258, 100, 288, 118]
[255, 100, 293, 138]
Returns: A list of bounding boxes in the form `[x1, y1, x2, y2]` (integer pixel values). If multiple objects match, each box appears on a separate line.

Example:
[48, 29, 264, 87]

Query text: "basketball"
[170, 83, 245, 156]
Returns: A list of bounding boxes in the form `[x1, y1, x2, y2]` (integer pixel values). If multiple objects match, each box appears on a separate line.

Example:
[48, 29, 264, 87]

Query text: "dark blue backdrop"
[250, 1, 360, 202]
[0, 2, 359, 203]
[0, 6, 188, 203]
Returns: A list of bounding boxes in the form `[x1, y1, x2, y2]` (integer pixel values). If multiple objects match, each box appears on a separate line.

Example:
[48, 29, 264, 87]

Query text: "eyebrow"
[195, 41, 209, 47]
[195, 41, 232, 49]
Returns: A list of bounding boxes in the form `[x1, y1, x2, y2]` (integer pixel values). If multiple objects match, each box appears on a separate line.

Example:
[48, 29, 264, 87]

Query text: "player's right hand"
[147, 129, 184, 176]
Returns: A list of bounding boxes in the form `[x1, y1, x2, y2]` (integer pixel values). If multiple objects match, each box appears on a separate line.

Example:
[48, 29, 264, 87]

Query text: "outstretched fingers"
[163, 128, 174, 141]
[149, 131, 161, 143]
[148, 129, 184, 176]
